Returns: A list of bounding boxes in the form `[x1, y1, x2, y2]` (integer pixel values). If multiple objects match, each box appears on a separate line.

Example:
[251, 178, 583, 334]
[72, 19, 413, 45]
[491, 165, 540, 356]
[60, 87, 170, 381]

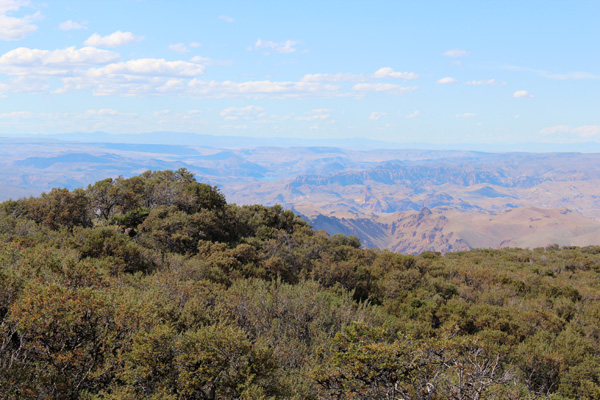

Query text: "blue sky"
[0, 0, 599, 145]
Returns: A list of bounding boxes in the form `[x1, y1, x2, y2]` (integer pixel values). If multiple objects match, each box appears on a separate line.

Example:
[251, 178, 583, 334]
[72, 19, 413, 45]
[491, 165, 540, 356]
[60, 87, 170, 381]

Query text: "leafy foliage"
[0, 169, 599, 398]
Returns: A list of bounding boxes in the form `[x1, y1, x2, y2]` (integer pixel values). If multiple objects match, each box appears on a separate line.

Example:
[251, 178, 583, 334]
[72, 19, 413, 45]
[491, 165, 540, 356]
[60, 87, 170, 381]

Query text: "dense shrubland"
[1, 169, 600, 399]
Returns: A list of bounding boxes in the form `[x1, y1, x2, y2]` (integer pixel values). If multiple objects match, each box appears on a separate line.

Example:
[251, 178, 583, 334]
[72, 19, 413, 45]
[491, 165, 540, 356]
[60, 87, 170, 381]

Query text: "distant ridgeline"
[2, 169, 600, 399]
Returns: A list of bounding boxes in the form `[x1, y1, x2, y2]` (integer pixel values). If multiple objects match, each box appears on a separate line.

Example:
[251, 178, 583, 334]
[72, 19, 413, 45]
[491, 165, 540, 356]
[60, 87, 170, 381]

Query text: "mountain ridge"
[3, 138, 600, 253]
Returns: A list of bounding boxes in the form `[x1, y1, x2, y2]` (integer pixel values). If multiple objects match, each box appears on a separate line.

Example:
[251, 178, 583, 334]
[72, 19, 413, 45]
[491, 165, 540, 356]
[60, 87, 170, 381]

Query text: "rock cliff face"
[287, 165, 515, 188]
[307, 206, 600, 254]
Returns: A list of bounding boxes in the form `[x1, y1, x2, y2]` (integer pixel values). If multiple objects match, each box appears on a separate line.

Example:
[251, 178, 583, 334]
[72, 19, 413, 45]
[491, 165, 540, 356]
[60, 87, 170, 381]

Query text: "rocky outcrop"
[308, 206, 600, 255]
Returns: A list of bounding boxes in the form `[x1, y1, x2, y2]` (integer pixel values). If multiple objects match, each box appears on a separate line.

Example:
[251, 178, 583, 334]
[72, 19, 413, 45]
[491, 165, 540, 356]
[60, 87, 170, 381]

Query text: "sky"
[0, 0, 599, 146]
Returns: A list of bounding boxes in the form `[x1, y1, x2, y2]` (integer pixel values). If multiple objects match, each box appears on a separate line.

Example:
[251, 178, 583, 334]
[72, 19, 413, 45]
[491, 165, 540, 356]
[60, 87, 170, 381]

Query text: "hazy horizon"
[5, 130, 600, 154]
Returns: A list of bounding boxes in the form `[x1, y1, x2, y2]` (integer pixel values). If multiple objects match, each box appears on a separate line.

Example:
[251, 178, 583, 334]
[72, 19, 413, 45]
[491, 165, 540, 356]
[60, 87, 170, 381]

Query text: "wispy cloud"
[436, 77, 456, 84]
[84, 31, 144, 47]
[465, 78, 503, 86]
[456, 113, 476, 118]
[220, 105, 265, 120]
[169, 43, 189, 54]
[506, 65, 600, 80]
[301, 72, 364, 82]
[353, 83, 417, 94]
[373, 67, 418, 80]
[0, 46, 121, 76]
[540, 125, 600, 138]
[59, 20, 87, 31]
[513, 90, 533, 98]
[405, 110, 420, 118]
[49, 58, 206, 95]
[369, 112, 386, 120]
[0, 44, 425, 99]
[296, 108, 331, 121]
[0, 110, 33, 118]
[0, 0, 41, 41]
[0, 0, 28, 14]
[189, 56, 233, 66]
[219, 15, 234, 23]
[84, 108, 128, 117]
[82, 59, 205, 77]
[443, 49, 470, 57]
[250, 39, 299, 54]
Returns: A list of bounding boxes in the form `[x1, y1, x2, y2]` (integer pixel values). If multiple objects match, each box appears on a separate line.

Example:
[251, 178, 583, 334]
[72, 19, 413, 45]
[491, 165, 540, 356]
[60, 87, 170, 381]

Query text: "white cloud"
[574, 125, 600, 137]
[443, 49, 470, 57]
[296, 108, 331, 121]
[186, 79, 342, 99]
[190, 42, 201, 48]
[0, 109, 213, 134]
[456, 113, 476, 118]
[301, 72, 364, 82]
[219, 15, 234, 23]
[353, 83, 417, 93]
[237, 81, 290, 93]
[220, 105, 265, 120]
[0, 46, 120, 75]
[85, 108, 123, 116]
[513, 90, 533, 98]
[465, 78, 502, 86]
[0, 46, 120, 67]
[540, 125, 600, 138]
[405, 110, 420, 118]
[0, 0, 27, 14]
[84, 31, 143, 47]
[373, 67, 418, 80]
[169, 43, 189, 54]
[436, 77, 457, 84]
[0, 75, 49, 95]
[152, 109, 171, 117]
[369, 112, 385, 120]
[514, 114, 520, 119]
[189, 56, 233, 66]
[156, 78, 185, 93]
[0, 110, 32, 118]
[221, 124, 248, 130]
[55, 59, 206, 96]
[56, 74, 344, 98]
[3, 47, 437, 99]
[86, 59, 205, 77]
[251, 39, 299, 54]
[59, 20, 87, 31]
[0, 6, 41, 41]
[540, 125, 570, 135]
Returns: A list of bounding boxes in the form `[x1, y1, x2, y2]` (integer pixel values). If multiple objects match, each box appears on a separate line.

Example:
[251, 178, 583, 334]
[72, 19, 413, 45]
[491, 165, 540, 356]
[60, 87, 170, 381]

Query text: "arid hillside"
[304, 206, 600, 254]
[3, 136, 600, 253]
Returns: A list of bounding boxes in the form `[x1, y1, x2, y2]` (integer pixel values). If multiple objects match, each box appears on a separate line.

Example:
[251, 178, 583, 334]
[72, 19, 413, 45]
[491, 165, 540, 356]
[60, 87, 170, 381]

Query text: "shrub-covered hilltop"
[2, 169, 600, 399]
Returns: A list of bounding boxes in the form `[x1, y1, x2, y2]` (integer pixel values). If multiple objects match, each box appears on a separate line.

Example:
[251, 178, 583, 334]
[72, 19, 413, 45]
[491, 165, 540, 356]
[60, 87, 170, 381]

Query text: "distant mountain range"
[3, 133, 600, 253]
[5, 131, 600, 152]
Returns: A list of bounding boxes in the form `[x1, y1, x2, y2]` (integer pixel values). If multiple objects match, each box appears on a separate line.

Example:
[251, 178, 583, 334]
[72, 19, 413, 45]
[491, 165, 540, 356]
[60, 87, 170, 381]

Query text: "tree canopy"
[1, 169, 599, 399]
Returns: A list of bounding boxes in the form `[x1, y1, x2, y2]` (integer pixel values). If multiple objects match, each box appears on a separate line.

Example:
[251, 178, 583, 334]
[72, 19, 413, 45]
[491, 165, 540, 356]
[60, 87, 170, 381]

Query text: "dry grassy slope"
[305, 206, 600, 254]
